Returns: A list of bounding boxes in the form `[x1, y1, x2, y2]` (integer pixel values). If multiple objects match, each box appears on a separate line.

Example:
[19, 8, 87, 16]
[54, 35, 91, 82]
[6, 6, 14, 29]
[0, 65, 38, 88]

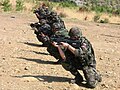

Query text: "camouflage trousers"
[62, 61, 102, 88]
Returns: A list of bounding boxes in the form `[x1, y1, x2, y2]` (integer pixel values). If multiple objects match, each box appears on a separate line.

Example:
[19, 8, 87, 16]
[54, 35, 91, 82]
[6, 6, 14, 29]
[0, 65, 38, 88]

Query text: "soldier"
[47, 22, 69, 64]
[51, 22, 68, 37]
[52, 27, 102, 88]
[47, 11, 66, 28]
[39, 22, 69, 64]
[30, 19, 52, 47]
[38, 19, 52, 37]
[33, 3, 51, 22]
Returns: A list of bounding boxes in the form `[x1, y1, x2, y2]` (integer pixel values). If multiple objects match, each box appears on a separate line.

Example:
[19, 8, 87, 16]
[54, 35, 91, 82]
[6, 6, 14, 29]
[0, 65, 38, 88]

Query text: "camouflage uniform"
[47, 23, 69, 62]
[39, 19, 52, 37]
[32, 19, 52, 46]
[34, 5, 51, 22]
[47, 11, 66, 28]
[61, 27, 102, 88]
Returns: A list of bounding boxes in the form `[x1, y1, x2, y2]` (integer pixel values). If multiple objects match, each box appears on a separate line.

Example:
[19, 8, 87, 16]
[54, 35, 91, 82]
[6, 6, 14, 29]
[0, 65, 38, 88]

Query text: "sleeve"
[74, 42, 88, 57]
[74, 48, 83, 57]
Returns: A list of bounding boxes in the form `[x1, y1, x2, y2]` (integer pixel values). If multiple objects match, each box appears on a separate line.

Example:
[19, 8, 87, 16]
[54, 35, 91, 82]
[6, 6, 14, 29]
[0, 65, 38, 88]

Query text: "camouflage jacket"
[46, 28, 69, 59]
[38, 23, 52, 37]
[65, 37, 96, 68]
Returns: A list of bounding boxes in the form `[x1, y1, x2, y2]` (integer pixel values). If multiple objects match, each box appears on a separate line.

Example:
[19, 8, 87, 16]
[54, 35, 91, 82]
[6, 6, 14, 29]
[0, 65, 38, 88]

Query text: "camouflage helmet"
[69, 27, 82, 37]
[40, 19, 47, 24]
[52, 23, 62, 30]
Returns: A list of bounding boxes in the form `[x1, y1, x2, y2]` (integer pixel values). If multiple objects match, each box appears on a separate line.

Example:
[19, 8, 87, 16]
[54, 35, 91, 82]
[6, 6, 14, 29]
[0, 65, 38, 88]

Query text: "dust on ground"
[0, 12, 120, 90]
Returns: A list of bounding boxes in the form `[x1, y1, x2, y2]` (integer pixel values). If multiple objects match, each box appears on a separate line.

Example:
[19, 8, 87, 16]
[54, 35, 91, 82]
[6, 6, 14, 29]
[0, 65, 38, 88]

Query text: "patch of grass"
[78, 6, 90, 12]
[1, 0, 12, 12]
[58, 0, 77, 9]
[16, 0, 24, 11]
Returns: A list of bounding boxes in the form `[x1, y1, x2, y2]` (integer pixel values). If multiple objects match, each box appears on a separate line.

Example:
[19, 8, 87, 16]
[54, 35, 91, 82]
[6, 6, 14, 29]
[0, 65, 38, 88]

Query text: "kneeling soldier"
[52, 27, 102, 88]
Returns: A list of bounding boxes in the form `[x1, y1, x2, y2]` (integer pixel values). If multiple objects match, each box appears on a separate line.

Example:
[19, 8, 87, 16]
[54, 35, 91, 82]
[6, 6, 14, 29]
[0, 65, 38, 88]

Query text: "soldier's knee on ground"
[95, 72, 102, 82]
[86, 80, 98, 88]
[83, 66, 101, 88]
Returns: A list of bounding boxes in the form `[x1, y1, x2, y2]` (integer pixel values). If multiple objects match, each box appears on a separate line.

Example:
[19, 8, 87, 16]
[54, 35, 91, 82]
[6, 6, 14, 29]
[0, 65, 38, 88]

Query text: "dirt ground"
[0, 12, 120, 90]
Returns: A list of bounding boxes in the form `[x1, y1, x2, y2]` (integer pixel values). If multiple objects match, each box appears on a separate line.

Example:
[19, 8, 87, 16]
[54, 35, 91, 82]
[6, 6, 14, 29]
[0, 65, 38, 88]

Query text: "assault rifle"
[50, 37, 81, 48]
[30, 22, 52, 37]
[30, 22, 41, 35]
[30, 22, 41, 31]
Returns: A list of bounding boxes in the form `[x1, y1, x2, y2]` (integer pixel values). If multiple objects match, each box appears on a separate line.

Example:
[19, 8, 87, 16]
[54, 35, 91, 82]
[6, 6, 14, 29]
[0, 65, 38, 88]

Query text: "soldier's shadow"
[23, 42, 44, 47]
[30, 50, 50, 55]
[19, 42, 44, 47]
[14, 75, 70, 83]
[21, 49, 49, 55]
[13, 75, 87, 88]
[19, 42, 49, 55]
[15, 57, 88, 88]
[17, 57, 55, 65]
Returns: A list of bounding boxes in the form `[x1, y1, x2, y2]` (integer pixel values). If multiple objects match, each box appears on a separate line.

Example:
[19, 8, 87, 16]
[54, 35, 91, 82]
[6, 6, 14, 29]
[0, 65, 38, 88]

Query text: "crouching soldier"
[47, 22, 69, 64]
[39, 22, 69, 64]
[30, 19, 52, 46]
[52, 27, 102, 88]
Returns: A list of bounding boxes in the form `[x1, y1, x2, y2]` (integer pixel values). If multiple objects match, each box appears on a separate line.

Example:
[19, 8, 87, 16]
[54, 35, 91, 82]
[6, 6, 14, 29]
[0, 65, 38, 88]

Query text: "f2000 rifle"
[50, 37, 81, 48]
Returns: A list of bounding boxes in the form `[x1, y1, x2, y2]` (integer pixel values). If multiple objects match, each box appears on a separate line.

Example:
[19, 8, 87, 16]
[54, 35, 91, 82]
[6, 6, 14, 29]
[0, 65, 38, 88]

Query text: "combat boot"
[96, 74, 102, 82]
[85, 73, 102, 88]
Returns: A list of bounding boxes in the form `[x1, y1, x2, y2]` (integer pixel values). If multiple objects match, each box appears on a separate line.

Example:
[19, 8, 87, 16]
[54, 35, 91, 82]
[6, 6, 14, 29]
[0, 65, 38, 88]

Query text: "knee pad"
[86, 80, 98, 88]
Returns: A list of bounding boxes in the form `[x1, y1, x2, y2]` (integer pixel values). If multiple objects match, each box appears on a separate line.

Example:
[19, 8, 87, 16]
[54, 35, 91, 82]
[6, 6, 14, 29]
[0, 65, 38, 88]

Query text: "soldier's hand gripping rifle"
[30, 22, 42, 35]
[30, 22, 50, 45]
[50, 37, 81, 48]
